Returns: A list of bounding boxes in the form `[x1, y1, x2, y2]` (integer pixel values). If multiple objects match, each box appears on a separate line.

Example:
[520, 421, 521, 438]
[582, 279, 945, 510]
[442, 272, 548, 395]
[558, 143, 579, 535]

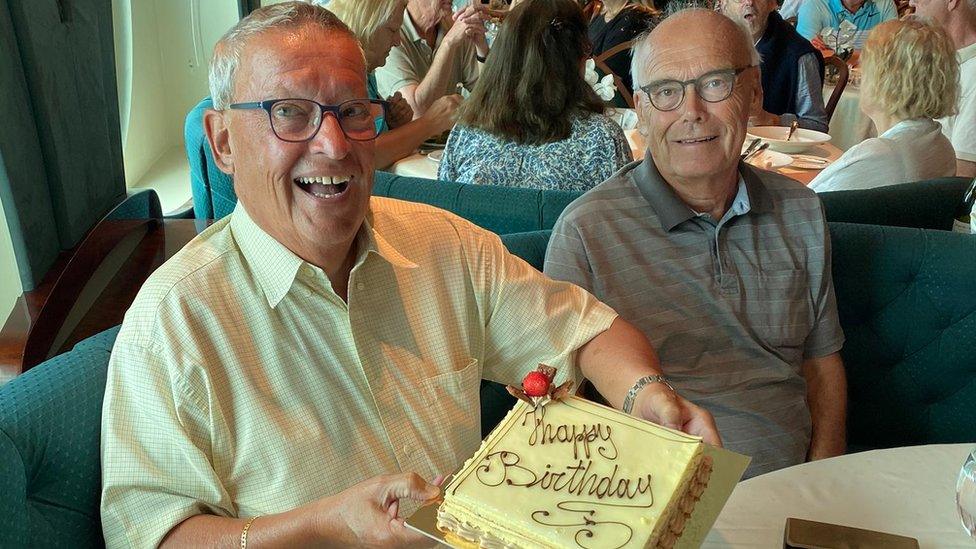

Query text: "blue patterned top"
[437, 113, 633, 191]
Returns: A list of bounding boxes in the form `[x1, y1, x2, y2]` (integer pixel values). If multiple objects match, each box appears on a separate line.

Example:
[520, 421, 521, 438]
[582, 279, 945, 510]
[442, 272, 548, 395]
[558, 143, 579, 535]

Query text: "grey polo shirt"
[544, 158, 845, 478]
[374, 9, 480, 100]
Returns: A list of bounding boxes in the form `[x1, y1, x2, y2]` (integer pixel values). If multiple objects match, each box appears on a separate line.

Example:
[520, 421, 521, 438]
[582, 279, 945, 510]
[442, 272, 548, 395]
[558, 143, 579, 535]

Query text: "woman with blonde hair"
[325, 0, 460, 168]
[809, 18, 958, 192]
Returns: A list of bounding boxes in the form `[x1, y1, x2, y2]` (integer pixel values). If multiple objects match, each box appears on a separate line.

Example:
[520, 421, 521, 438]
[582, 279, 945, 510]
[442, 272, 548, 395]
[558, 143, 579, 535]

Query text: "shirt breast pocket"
[419, 358, 482, 448]
[747, 268, 813, 352]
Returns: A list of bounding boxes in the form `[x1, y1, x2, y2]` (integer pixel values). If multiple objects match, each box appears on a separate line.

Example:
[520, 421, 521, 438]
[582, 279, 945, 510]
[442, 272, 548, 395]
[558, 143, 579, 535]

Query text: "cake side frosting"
[437, 396, 710, 549]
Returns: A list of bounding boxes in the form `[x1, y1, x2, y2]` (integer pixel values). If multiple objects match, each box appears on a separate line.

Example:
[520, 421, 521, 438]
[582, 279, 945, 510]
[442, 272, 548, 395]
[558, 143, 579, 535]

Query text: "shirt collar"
[360, 207, 419, 271]
[230, 203, 304, 309]
[828, 0, 878, 17]
[632, 157, 774, 231]
[231, 202, 417, 309]
[401, 8, 446, 47]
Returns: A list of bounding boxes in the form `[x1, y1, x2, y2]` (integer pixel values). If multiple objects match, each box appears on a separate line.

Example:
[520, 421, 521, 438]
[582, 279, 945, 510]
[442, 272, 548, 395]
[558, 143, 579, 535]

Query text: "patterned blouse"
[437, 112, 633, 191]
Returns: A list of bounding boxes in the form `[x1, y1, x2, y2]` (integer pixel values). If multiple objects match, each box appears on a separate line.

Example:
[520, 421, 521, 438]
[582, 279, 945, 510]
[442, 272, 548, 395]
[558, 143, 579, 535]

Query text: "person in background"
[439, 0, 632, 190]
[809, 19, 957, 192]
[326, 0, 462, 168]
[720, 0, 829, 132]
[796, 0, 896, 49]
[376, 0, 488, 116]
[911, 0, 976, 178]
[545, 8, 847, 478]
[587, 0, 660, 95]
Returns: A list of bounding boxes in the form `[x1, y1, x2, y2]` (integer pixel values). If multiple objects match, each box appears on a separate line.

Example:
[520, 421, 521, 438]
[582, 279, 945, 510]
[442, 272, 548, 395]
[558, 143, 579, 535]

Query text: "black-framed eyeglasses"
[639, 66, 755, 112]
[227, 98, 388, 142]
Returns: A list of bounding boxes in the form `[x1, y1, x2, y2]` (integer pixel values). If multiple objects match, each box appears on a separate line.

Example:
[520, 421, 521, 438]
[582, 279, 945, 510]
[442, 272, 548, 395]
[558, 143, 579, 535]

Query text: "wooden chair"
[824, 54, 849, 123]
[582, 0, 603, 22]
[593, 39, 637, 108]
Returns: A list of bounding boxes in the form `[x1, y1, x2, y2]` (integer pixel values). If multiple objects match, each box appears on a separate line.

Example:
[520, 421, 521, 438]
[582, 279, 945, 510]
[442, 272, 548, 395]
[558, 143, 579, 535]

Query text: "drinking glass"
[957, 446, 976, 538]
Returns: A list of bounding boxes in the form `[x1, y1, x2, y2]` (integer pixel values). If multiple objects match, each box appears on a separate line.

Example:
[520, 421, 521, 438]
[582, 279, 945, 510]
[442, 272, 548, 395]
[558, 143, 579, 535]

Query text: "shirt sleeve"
[543, 213, 598, 295]
[463, 224, 617, 388]
[375, 43, 419, 99]
[780, 53, 829, 133]
[807, 138, 894, 192]
[948, 94, 976, 162]
[802, 202, 846, 359]
[101, 334, 234, 548]
[796, 0, 827, 41]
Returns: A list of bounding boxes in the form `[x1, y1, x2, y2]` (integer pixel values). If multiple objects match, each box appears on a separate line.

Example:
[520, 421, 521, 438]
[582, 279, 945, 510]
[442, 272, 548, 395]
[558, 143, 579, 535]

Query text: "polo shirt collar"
[827, 0, 878, 17]
[632, 157, 775, 231]
[401, 8, 446, 47]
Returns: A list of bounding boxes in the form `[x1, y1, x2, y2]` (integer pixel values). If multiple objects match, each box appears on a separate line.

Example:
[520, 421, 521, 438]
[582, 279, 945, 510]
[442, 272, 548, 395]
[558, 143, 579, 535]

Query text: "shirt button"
[357, 282, 365, 290]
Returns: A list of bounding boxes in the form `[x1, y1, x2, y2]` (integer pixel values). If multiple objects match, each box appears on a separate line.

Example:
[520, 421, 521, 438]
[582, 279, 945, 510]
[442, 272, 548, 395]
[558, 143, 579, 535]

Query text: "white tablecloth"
[825, 84, 876, 151]
[705, 444, 976, 548]
[391, 131, 845, 186]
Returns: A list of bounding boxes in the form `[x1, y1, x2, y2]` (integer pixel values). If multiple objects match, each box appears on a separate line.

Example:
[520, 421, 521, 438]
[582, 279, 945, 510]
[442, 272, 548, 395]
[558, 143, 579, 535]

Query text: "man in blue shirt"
[797, 0, 897, 49]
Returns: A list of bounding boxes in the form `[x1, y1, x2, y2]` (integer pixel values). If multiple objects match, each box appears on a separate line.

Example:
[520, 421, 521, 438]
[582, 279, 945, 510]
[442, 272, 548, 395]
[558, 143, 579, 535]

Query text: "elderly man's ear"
[204, 109, 235, 176]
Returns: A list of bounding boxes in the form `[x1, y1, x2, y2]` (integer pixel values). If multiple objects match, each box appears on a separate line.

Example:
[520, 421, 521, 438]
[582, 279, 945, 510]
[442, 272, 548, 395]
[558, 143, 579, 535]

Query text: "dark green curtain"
[240, 0, 261, 18]
[0, 0, 125, 291]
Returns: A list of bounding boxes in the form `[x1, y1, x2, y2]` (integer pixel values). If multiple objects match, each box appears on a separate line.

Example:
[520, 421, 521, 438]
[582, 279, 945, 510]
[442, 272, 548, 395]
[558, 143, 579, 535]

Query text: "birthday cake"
[436, 372, 711, 549]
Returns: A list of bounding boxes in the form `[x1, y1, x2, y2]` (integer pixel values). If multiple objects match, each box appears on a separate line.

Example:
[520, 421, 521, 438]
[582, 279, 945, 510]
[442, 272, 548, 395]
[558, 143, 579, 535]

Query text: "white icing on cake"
[437, 396, 710, 549]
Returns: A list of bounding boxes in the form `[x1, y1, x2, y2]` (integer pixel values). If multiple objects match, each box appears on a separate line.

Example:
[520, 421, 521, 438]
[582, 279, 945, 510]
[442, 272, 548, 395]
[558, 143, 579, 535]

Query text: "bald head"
[631, 9, 760, 90]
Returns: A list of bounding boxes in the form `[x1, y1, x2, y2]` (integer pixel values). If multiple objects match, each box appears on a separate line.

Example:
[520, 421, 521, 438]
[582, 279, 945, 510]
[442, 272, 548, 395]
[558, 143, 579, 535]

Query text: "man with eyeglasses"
[545, 8, 847, 479]
[797, 0, 897, 50]
[99, 3, 719, 548]
[719, 0, 829, 132]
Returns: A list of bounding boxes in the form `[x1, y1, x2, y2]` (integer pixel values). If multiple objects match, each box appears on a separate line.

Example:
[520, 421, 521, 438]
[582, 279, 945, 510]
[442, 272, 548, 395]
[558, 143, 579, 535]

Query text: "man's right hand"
[444, 6, 487, 49]
[315, 472, 441, 548]
[421, 94, 463, 135]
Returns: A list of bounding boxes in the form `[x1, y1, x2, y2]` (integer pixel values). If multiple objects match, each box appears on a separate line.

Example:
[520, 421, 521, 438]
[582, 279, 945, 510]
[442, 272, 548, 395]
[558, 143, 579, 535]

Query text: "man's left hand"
[635, 384, 722, 447]
[386, 92, 414, 129]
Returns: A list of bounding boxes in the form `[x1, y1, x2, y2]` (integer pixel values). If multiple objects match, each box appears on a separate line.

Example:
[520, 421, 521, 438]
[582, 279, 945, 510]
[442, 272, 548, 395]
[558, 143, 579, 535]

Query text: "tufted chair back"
[829, 223, 976, 449]
[0, 326, 119, 547]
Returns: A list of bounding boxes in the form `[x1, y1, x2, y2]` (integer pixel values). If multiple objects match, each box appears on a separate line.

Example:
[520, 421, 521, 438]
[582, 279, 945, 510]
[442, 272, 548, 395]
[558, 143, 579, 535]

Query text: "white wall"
[114, 0, 239, 187]
[0, 197, 23, 324]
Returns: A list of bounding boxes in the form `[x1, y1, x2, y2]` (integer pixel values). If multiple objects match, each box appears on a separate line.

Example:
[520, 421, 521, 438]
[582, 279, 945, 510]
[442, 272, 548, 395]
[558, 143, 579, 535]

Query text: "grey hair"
[208, 1, 357, 110]
[630, 5, 762, 89]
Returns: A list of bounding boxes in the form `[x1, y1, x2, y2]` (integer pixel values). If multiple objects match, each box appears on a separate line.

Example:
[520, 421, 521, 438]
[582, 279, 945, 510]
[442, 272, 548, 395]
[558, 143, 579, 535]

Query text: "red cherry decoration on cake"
[522, 371, 551, 397]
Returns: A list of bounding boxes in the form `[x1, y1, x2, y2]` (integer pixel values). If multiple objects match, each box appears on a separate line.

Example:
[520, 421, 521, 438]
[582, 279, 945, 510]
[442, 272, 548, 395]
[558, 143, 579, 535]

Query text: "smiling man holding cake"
[98, 3, 719, 548]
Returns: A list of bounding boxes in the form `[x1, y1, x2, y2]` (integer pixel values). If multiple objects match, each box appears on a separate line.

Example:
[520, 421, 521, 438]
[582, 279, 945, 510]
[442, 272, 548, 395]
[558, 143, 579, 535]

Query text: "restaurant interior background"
[0, 0, 243, 329]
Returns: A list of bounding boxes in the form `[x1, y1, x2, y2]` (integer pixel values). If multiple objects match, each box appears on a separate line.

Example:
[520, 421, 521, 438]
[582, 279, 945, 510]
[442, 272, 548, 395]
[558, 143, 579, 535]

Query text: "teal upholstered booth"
[3, 222, 975, 546]
[184, 97, 970, 232]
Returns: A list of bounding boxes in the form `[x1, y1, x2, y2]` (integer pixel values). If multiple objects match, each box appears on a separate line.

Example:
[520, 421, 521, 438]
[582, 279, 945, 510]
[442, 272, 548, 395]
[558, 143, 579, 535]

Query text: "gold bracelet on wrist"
[240, 516, 259, 549]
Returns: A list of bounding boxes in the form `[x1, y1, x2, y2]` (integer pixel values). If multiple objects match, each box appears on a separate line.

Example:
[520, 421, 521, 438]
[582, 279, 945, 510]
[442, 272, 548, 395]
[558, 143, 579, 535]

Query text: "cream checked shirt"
[100, 198, 616, 547]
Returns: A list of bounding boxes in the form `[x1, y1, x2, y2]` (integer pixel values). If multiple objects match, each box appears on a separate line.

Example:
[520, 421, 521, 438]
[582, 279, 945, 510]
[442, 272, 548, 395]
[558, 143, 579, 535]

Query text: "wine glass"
[957, 447, 976, 538]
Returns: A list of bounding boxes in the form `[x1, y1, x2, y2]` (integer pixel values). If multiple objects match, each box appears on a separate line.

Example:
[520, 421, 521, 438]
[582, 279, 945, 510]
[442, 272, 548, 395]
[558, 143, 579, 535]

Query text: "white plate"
[791, 154, 832, 170]
[746, 149, 793, 170]
[746, 126, 831, 154]
[426, 150, 444, 163]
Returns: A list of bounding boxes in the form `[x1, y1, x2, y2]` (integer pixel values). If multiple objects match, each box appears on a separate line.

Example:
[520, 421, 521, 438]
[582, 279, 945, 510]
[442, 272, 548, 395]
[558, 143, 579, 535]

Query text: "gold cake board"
[405, 444, 751, 548]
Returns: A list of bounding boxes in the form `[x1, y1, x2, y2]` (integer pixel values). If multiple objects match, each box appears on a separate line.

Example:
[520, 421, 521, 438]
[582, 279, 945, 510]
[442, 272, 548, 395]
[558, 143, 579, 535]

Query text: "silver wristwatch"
[621, 374, 675, 415]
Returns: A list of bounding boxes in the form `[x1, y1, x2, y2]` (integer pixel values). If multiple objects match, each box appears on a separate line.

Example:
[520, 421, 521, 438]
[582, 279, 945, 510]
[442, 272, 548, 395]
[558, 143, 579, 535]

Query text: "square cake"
[437, 396, 712, 549]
